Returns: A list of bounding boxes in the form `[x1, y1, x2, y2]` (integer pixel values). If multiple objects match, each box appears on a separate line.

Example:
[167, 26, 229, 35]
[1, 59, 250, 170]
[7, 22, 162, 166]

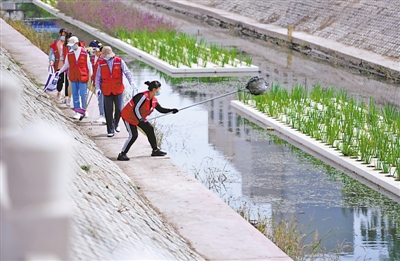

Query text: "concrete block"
[3, 121, 72, 208]
[2, 203, 71, 261]
[0, 72, 21, 140]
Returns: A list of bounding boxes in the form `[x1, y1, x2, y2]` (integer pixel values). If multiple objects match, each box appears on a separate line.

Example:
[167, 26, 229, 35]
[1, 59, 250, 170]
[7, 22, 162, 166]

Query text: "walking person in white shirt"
[59, 36, 93, 119]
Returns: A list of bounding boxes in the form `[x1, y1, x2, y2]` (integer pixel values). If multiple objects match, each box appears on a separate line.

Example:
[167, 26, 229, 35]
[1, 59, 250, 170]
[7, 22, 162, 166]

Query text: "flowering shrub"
[57, 0, 176, 36]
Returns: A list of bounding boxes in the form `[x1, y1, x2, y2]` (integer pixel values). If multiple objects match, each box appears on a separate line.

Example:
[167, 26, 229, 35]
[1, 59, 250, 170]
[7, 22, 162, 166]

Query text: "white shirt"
[58, 46, 93, 78]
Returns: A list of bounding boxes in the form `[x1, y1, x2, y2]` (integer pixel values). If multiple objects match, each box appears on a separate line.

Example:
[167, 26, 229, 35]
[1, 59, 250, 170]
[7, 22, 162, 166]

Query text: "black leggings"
[121, 120, 157, 154]
[56, 71, 68, 93]
[64, 73, 69, 96]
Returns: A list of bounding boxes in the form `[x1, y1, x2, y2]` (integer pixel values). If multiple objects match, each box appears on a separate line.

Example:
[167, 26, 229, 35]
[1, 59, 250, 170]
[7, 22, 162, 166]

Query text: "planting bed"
[33, 0, 259, 77]
[231, 100, 400, 197]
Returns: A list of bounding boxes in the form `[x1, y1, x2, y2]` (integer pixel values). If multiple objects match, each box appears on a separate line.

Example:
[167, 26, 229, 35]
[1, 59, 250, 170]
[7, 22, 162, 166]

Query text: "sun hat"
[67, 36, 79, 47]
[101, 46, 115, 58]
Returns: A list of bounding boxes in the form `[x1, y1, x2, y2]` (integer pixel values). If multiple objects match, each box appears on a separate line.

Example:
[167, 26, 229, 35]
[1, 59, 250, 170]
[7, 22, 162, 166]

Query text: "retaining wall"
[144, 0, 400, 81]
[188, 0, 400, 59]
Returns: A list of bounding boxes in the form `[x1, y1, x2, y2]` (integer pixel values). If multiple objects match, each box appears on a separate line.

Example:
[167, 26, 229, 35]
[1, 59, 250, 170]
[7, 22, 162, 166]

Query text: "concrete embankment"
[143, 0, 400, 80]
[0, 18, 292, 261]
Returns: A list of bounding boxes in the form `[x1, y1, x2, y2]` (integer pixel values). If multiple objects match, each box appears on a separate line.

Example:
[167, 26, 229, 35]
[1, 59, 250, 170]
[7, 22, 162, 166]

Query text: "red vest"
[50, 40, 68, 69]
[99, 57, 124, 96]
[67, 48, 89, 82]
[121, 91, 158, 126]
[90, 55, 101, 82]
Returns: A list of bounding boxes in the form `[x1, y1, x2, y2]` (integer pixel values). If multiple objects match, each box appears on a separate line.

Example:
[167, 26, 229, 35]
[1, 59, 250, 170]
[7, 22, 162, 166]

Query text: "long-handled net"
[150, 76, 268, 120]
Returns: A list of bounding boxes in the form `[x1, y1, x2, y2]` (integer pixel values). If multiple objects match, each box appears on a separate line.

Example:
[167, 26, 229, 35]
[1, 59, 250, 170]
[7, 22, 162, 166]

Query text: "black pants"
[104, 94, 123, 134]
[56, 71, 67, 93]
[63, 73, 69, 96]
[121, 120, 157, 154]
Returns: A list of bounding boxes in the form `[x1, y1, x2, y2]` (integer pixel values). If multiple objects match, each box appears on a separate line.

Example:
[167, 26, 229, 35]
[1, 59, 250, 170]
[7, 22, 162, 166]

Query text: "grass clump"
[80, 165, 91, 172]
[2, 14, 54, 54]
[237, 204, 347, 261]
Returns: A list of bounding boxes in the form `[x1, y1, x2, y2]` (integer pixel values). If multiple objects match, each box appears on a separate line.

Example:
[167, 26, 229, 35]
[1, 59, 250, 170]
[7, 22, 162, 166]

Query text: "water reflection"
[27, 18, 59, 33]
[165, 88, 400, 260]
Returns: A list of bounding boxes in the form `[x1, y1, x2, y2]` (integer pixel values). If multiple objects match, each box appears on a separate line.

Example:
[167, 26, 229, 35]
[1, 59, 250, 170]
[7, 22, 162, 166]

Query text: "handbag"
[43, 65, 59, 92]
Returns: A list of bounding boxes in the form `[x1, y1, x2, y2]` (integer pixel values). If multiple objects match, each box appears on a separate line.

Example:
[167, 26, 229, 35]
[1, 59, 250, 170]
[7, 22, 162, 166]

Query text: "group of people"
[48, 28, 179, 159]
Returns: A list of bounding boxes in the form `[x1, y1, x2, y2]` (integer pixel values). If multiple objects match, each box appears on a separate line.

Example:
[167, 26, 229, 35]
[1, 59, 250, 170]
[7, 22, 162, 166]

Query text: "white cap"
[67, 36, 79, 47]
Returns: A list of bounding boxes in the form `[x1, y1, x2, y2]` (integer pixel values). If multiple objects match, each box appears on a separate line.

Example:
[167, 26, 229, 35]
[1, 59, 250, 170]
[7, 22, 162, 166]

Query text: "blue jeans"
[98, 93, 105, 116]
[70, 81, 88, 109]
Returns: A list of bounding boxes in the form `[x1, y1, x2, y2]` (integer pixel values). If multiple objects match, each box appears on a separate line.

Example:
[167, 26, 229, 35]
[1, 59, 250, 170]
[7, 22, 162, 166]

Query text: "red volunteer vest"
[50, 40, 68, 69]
[90, 55, 101, 82]
[121, 91, 158, 126]
[67, 48, 89, 82]
[99, 57, 124, 96]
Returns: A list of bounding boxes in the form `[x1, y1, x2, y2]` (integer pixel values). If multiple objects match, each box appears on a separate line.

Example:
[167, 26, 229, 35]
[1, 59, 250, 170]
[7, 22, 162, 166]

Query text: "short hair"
[145, 81, 161, 91]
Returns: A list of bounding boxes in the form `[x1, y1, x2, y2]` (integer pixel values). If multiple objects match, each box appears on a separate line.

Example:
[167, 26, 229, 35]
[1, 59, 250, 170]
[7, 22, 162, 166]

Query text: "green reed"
[240, 83, 400, 177]
[119, 29, 254, 69]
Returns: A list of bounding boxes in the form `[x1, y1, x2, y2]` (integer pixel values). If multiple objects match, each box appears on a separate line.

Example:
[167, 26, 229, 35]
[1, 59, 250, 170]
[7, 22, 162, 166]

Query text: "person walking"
[118, 80, 179, 161]
[63, 32, 86, 107]
[58, 36, 93, 119]
[62, 32, 72, 107]
[48, 28, 69, 101]
[88, 40, 106, 124]
[95, 46, 135, 137]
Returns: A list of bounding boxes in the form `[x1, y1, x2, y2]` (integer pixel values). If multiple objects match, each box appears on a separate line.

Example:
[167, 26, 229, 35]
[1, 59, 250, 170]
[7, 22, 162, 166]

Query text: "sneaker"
[115, 126, 121, 132]
[117, 152, 130, 161]
[84, 112, 89, 118]
[65, 97, 71, 107]
[95, 116, 106, 124]
[107, 133, 114, 137]
[151, 149, 167, 157]
[73, 113, 81, 120]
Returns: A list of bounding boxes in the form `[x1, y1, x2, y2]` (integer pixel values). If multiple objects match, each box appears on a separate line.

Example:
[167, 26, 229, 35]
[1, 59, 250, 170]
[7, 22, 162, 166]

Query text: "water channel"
[4, 2, 400, 260]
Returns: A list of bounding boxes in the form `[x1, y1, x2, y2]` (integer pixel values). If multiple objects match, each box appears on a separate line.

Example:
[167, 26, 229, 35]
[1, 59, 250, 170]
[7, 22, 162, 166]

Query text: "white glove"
[96, 89, 101, 97]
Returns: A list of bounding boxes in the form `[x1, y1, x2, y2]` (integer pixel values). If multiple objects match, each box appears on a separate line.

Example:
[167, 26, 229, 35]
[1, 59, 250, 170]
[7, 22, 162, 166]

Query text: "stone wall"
[190, 0, 400, 59]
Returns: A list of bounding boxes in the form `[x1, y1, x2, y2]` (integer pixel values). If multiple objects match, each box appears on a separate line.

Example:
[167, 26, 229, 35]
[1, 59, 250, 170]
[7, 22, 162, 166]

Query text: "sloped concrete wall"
[195, 0, 400, 59]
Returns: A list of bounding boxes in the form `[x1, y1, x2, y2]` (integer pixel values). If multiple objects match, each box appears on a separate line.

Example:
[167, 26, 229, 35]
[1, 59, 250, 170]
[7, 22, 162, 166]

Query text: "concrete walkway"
[0, 17, 292, 261]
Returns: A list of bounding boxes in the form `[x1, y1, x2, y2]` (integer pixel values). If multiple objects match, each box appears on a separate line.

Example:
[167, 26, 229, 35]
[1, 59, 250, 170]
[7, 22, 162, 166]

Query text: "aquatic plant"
[246, 83, 400, 180]
[235, 203, 347, 261]
[55, 0, 254, 69]
[121, 29, 252, 69]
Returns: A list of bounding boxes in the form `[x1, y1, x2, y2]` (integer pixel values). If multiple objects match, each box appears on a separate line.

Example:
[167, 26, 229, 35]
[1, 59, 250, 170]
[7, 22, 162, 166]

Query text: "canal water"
[4, 2, 400, 260]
